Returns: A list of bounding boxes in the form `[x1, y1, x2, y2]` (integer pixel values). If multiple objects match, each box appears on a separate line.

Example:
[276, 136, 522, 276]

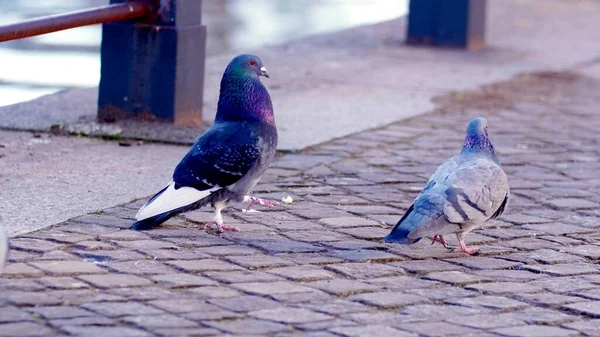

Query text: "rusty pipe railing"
[0, 1, 155, 42]
[0, 0, 207, 126]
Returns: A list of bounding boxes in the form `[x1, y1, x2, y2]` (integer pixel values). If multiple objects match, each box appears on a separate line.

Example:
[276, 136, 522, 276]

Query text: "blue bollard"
[406, 0, 486, 50]
[98, 0, 207, 126]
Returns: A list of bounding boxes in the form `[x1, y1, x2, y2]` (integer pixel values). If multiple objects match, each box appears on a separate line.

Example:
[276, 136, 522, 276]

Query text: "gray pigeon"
[0, 222, 8, 274]
[131, 54, 278, 232]
[384, 118, 509, 254]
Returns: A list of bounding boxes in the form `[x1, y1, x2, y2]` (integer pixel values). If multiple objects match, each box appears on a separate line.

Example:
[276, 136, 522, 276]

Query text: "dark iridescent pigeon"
[131, 54, 278, 232]
[384, 118, 509, 255]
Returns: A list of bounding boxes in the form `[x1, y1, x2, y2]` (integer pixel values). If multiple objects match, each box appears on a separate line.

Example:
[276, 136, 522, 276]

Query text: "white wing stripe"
[135, 181, 217, 220]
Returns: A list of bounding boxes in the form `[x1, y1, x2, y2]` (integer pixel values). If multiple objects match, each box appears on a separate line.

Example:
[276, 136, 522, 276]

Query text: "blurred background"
[0, 0, 408, 107]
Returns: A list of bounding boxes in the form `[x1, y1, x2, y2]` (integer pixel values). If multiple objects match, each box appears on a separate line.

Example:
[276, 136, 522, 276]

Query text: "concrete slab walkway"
[1, 69, 599, 336]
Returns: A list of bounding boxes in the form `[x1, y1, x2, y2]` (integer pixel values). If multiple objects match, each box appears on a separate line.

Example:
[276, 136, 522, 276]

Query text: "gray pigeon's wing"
[442, 159, 509, 224]
[408, 157, 508, 239]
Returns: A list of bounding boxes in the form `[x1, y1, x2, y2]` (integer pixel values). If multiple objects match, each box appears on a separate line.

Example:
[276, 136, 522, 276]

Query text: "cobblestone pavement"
[2, 71, 600, 337]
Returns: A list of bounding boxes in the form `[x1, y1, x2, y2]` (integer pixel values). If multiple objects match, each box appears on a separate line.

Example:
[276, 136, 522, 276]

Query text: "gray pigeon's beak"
[260, 66, 270, 78]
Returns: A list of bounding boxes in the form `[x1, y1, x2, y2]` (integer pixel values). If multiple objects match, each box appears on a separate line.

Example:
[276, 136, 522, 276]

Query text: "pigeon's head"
[466, 117, 488, 138]
[225, 54, 270, 79]
[462, 117, 496, 158]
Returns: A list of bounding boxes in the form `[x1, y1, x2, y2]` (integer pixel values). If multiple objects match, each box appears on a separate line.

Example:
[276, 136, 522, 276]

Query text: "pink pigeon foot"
[246, 196, 279, 211]
[431, 235, 448, 249]
[206, 222, 240, 233]
[455, 239, 478, 255]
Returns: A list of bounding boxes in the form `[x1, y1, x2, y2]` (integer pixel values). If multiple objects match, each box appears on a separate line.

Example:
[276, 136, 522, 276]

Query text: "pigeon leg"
[207, 201, 239, 232]
[455, 235, 478, 255]
[245, 196, 279, 211]
[431, 235, 448, 249]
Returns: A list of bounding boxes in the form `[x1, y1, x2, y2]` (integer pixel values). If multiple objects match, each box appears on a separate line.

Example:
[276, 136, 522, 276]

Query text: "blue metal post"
[98, 0, 206, 126]
[406, 0, 486, 50]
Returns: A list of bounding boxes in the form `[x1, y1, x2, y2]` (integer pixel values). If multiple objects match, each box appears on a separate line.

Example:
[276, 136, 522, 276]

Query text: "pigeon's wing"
[408, 158, 508, 238]
[173, 121, 265, 191]
[442, 159, 509, 224]
[134, 121, 268, 222]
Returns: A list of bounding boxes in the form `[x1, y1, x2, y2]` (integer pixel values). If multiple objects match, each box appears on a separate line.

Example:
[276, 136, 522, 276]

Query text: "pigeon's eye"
[249, 60, 257, 66]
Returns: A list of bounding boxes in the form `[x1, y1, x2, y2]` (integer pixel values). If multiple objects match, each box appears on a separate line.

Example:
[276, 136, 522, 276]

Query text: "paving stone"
[406, 287, 478, 300]
[341, 226, 390, 240]
[60, 326, 152, 337]
[150, 273, 217, 288]
[516, 293, 587, 306]
[301, 299, 371, 315]
[78, 274, 152, 288]
[493, 325, 578, 337]
[115, 239, 180, 250]
[274, 253, 343, 265]
[424, 271, 490, 285]
[205, 318, 290, 334]
[466, 282, 542, 294]
[319, 217, 381, 228]
[73, 240, 116, 250]
[347, 292, 428, 309]
[400, 321, 483, 337]
[365, 275, 440, 290]
[195, 245, 262, 256]
[522, 263, 600, 276]
[471, 269, 547, 282]
[49, 289, 125, 305]
[248, 240, 325, 253]
[3, 291, 61, 306]
[153, 327, 222, 336]
[546, 198, 599, 209]
[267, 265, 336, 281]
[452, 313, 526, 329]
[231, 281, 318, 295]
[209, 295, 281, 312]
[0, 322, 55, 337]
[82, 301, 164, 318]
[105, 260, 176, 274]
[226, 255, 295, 269]
[330, 325, 417, 337]
[1, 263, 45, 276]
[36, 250, 80, 261]
[395, 260, 466, 274]
[268, 289, 332, 304]
[49, 315, 115, 327]
[401, 304, 486, 318]
[304, 279, 379, 296]
[561, 245, 600, 259]
[99, 230, 151, 241]
[74, 249, 147, 262]
[0, 306, 35, 323]
[29, 260, 107, 274]
[166, 259, 244, 272]
[501, 249, 585, 264]
[295, 318, 357, 331]
[108, 286, 178, 301]
[562, 319, 600, 336]
[571, 288, 600, 300]
[562, 301, 600, 318]
[445, 257, 522, 270]
[27, 306, 94, 319]
[204, 270, 284, 284]
[283, 230, 353, 242]
[122, 314, 198, 328]
[186, 285, 242, 298]
[445, 295, 530, 310]
[501, 308, 578, 325]
[9, 238, 62, 253]
[325, 262, 404, 279]
[326, 249, 401, 262]
[249, 307, 333, 324]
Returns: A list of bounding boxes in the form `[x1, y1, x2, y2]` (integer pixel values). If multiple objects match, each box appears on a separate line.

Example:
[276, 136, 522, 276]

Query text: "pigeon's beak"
[260, 66, 270, 78]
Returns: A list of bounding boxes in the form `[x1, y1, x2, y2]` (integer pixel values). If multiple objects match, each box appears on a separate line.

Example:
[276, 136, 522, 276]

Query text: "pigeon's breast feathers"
[216, 54, 274, 125]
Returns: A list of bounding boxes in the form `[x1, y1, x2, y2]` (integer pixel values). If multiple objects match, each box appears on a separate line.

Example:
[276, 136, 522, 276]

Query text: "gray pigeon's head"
[462, 117, 496, 158]
[466, 117, 488, 138]
[225, 54, 270, 79]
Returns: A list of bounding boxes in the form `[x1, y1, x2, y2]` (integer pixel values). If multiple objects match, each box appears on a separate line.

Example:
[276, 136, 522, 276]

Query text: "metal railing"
[0, 0, 206, 126]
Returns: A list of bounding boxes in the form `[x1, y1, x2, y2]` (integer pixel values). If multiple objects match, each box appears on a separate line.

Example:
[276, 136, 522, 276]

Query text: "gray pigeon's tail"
[384, 204, 421, 244]
[131, 211, 176, 230]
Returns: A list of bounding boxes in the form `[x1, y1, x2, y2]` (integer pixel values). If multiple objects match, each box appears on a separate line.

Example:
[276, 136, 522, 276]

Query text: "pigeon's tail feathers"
[384, 204, 421, 244]
[135, 181, 215, 221]
[131, 211, 176, 231]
